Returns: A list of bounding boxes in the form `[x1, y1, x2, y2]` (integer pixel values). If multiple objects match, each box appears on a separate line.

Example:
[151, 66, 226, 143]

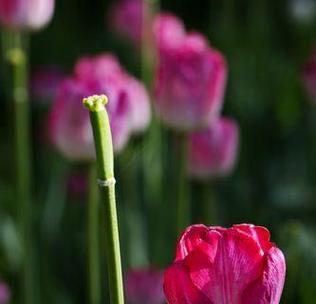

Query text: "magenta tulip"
[49, 53, 150, 160]
[164, 224, 286, 304]
[153, 13, 186, 51]
[302, 50, 316, 103]
[188, 117, 239, 179]
[125, 269, 165, 304]
[155, 31, 227, 131]
[108, 0, 144, 45]
[0, 281, 10, 304]
[0, 0, 55, 31]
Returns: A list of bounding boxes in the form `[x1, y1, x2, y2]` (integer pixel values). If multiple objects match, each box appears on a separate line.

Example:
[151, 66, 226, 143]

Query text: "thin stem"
[83, 95, 124, 304]
[88, 164, 101, 304]
[176, 133, 190, 235]
[5, 31, 34, 304]
[201, 182, 217, 225]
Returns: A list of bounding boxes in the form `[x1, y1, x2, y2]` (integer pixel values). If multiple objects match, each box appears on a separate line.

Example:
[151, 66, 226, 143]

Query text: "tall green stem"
[87, 164, 101, 304]
[83, 95, 124, 304]
[200, 183, 217, 225]
[176, 133, 190, 235]
[5, 31, 34, 304]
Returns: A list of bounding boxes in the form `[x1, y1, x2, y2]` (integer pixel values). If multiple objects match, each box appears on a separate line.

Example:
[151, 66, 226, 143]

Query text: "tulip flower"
[125, 269, 165, 304]
[302, 50, 316, 103]
[155, 32, 227, 131]
[0, 281, 10, 304]
[188, 117, 239, 179]
[108, 0, 145, 45]
[31, 66, 65, 104]
[164, 224, 286, 304]
[153, 13, 186, 51]
[0, 0, 55, 31]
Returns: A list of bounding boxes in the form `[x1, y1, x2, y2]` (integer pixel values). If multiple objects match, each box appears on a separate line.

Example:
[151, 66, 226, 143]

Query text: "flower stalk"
[5, 31, 34, 304]
[83, 95, 124, 304]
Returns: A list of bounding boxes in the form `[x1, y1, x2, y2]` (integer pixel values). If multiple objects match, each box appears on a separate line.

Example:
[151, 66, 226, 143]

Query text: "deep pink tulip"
[125, 269, 165, 304]
[164, 224, 286, 304]
[153, 13, 186, 51]
[302, 50, 316, 103]
[188, 117, 239, 179]
[155, 32, 227, 131]
[31, 66, 65, 104]
[50, 53, 150, 160]
[0, 281, 10, 304]
[0, 0, 55, 31]
[108, 0, 144, 45]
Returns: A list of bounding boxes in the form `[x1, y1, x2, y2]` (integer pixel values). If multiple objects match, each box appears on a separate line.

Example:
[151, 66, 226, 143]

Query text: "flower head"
[164, 224, 286, 304]
[188, 117, 239, 179]
[0, 0, 55, 31]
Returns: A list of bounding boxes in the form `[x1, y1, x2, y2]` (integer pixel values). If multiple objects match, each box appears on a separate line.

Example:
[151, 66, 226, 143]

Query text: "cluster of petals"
[49, 53, 150, 160]
[188, 117, 239, 179]
[0, 0, 55, 31]
[164, 224, 286, 304]
[154, 13, 227, 131]
[125, 268, 165, 304]
[108, 0, 145, 45]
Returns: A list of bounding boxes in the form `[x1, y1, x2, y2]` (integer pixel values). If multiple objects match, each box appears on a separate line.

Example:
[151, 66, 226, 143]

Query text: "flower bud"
[0, 0, 55, 31]
[188, 117, 239, 179]
[164, 224, 286, 304]
[155, 32, 227, 131]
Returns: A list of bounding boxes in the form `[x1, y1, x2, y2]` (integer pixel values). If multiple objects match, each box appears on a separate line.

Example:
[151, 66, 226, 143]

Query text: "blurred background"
[1, 0, 316, 303]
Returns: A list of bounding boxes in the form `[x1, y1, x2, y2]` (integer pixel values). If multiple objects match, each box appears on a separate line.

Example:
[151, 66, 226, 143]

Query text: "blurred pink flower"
[108, 0, 145, 45]
[125, 268, 165, 304]
[155, 31, 227, 131]
[0, 281, 10, 304]
[31, 66, 65, 104]
[66, 169, 88, 200]
[153, 13, 186, 51]
[49, 53, 150, 160]
[188, 117, 239, 179]
[302, 50, 316, 103]
[0, 0, 55, 31]
[164, 224, 286, 304]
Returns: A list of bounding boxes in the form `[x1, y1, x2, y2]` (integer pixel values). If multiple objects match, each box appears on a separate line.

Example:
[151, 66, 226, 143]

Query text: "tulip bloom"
[0, 0, 55, 31]
[164, 224, 286, 304]
[49, 53, 150, 160]
[302, 50, 316, 103]
[155, 32, 227, 131]
[188, 117, 239, 179]
[125, 269, 165, 304]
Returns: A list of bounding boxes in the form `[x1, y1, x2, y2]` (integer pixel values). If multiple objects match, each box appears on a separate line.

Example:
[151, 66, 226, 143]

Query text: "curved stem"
[5, 31, 34, 304]
[88, 164, 101, 304]
[176, 133, 190, 235]
[83, 96, 124, 304]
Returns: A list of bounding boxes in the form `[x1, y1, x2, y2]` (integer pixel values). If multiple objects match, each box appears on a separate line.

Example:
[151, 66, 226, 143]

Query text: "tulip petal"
[164, 262, 210, 304]
[241, 247, 286, 304]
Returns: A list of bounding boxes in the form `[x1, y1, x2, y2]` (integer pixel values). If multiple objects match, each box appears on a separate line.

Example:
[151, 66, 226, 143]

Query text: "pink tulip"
[108, 0, 145, 45]
[302, 50, 316, 103]
[50, 53, 150, 160]
[0, 0, 55, 31]
[31, 66, 65, 104]
[155, 32, 227, 131]
[164, 224, 286, 304]
[125, 269, 165, 304]
[153, 13, 186, 51]
[188, 117, 239, 179]
[0, 281, 10, 304]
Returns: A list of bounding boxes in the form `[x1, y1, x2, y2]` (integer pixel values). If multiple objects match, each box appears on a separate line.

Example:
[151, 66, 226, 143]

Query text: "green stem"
[83, 95, 124, 304]
[176, 133, 190, 235]
[5, 31, 34, 304]
[201, 183, 217, 225]
[88, 164, 101, 304]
